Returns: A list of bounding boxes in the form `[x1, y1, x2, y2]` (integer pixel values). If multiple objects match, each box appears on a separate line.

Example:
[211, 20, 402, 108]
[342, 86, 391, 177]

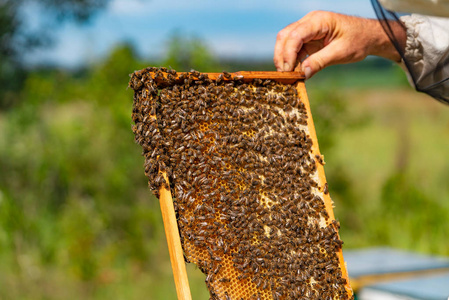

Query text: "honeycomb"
[129, 67, 354, 300]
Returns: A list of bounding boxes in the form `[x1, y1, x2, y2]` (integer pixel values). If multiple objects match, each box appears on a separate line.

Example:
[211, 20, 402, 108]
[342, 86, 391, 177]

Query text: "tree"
[162, 31, 220, 72]
[0, 0, 110, 109]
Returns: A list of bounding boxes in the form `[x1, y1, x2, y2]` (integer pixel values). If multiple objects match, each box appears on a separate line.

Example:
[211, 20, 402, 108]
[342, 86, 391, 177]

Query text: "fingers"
[283, 24, 329, 72]
[297, 48, 309, 67]
[274, 11, 331, 72]
[297, 40, 325, 64]
[301, 40, 348, 79]
[274, 21, 299, 71]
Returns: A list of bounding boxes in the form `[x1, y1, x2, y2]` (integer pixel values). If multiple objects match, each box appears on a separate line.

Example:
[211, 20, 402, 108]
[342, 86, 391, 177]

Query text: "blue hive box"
[344, 247, 449, 300]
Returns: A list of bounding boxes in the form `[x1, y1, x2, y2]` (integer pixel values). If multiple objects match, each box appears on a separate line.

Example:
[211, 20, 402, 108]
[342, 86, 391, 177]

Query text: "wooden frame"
[155, 71, 353, 299]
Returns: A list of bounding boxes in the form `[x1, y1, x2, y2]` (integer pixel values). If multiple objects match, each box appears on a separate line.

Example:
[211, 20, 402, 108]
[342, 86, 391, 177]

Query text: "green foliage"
[162, 31, 220, 72]
[0, 43, 163, 298]
[0, 0, 115, 109]
[307, 85, 370, 237]
[370, 172, 449, 255]
[309, 57, 411, 89]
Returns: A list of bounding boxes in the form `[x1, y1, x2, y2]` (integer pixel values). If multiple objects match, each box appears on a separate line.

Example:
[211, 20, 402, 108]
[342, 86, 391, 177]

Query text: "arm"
[273, 11, 406, 79]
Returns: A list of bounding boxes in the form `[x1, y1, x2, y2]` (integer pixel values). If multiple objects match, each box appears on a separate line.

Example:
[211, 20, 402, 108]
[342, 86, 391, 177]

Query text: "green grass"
[325, 88, 449, 254]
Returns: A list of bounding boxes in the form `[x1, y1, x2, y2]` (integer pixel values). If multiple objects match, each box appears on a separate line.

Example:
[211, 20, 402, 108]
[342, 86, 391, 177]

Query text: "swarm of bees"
[129, 67, 353, 300]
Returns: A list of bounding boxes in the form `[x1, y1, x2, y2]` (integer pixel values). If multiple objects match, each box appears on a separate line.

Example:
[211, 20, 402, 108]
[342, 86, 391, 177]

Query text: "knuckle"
[314, 56, 325, 71]
[276, 30, 287, 41]
[307, 10, 328, 19]
[288, 29, 300, 39]
[307, 10, 320, 17]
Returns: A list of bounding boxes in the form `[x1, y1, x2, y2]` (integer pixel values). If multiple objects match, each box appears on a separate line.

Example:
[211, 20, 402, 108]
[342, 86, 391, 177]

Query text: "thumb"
[301, 41, 347, 79]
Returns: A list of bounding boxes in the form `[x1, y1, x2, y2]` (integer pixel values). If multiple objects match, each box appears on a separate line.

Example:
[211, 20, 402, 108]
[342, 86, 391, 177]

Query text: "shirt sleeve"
[400, 14, 449, 103]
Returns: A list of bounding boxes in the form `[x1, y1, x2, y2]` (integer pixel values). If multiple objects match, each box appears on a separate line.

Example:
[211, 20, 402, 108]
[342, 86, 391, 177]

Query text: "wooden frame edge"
[296, 81, 354, 299]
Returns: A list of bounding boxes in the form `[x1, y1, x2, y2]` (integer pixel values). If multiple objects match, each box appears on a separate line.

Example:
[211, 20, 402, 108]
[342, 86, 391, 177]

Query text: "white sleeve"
[400, 14, 449, 102]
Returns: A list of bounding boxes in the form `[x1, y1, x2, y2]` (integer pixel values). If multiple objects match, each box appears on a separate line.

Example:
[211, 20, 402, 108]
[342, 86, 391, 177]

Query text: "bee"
[223, 71, 232, 79]
[272, 290, 281, 300]
[323, 183, 329, 195]
[183, 253, 191, 263]
[201, 74, 211, 82]
[190, 69, 200, 77]
[237, 274, 248, 280]
[216, 73, 223, 84]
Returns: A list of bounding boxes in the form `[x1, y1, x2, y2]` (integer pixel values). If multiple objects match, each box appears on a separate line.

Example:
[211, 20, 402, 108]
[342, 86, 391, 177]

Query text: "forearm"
[367, 18, 406, 62]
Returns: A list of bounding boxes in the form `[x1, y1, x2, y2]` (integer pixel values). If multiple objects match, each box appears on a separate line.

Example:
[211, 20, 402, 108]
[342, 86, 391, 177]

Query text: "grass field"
[329, 88, 449, 252]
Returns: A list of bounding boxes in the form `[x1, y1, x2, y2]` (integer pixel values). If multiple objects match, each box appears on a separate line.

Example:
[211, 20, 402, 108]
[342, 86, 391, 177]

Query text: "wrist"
[368, 19, 405, 62]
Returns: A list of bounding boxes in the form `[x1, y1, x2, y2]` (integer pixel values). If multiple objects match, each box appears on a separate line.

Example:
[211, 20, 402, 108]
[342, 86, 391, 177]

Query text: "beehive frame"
[130, 69, 353, 300]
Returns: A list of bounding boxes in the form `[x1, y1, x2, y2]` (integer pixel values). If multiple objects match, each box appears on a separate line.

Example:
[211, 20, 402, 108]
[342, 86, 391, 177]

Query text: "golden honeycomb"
[129, 67, 354, 300]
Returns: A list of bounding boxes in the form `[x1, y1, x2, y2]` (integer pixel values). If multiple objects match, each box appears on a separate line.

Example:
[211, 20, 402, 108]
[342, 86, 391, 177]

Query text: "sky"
[24, 0, 376, 67]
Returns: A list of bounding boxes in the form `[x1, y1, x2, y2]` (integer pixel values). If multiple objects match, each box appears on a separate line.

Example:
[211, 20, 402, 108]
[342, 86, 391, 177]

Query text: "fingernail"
[283, 63, 290, 71]
[304, 67, 312, 79]
[276, 67, 282, 72]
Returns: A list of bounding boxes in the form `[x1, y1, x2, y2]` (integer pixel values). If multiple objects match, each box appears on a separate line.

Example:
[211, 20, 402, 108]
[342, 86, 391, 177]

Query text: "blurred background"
[0, 0, 448, 299]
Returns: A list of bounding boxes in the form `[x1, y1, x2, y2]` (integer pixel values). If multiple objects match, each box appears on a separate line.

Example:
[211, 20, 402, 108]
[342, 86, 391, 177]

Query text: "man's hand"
[274, 11, 404, 79]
